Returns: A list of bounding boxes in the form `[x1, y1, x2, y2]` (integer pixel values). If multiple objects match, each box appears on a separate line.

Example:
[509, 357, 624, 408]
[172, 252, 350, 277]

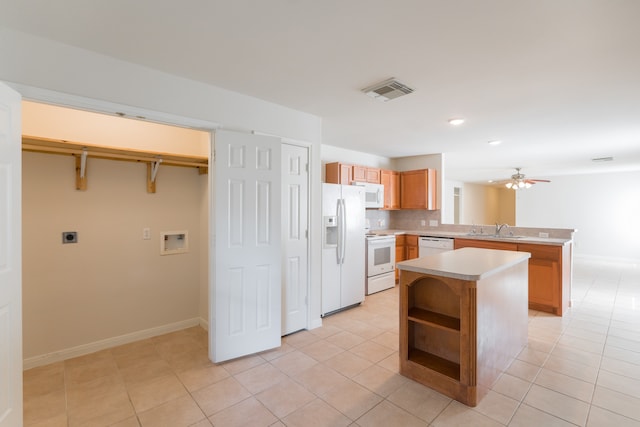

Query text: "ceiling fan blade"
[525, 179, 551, 183]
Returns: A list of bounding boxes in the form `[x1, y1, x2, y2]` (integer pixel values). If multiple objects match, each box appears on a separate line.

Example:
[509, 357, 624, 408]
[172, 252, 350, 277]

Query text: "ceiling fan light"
[448, 118, 465, 126]
[505, 182, 512, 189]
[518, 181, 525, 188]
[525, 182, 532, 188]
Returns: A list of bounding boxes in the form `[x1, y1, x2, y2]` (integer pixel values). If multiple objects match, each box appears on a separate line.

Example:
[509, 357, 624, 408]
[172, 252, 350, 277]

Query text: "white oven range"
[365, 234, 396, 295]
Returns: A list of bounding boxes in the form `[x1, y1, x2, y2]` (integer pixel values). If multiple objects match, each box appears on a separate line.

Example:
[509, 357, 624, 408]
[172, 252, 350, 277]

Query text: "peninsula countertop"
[397, 247, 531, 281]
[369, 228, 573, 246]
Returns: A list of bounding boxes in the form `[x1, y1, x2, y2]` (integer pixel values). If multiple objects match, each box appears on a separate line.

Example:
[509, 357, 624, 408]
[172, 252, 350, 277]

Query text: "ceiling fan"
[503, 168, 551, 190]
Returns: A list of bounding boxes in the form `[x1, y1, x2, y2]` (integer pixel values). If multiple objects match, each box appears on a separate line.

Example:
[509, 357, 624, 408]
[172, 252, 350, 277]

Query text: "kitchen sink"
[466, 233, 526, 239]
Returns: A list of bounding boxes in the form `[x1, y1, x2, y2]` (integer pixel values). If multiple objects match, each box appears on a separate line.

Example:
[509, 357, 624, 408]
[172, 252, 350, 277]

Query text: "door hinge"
[305, 229, 308, 238]
[305, 163, 309, 172]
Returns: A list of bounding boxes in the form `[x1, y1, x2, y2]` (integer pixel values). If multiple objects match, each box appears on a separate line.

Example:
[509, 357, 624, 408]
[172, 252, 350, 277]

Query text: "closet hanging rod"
[22, 136, 208, 169]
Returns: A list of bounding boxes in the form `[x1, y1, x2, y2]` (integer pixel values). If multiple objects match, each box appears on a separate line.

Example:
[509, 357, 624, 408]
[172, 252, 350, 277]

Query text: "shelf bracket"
[147, 159, 162, 193]
[75, 149, 88, 191]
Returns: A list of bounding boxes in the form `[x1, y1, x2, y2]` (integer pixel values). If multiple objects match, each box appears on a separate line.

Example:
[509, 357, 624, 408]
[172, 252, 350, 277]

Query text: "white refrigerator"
[322, 183, 366, 316]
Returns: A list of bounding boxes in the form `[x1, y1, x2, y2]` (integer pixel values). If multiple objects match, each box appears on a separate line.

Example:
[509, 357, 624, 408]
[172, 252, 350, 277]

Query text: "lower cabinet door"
[528, 259, 558, 306]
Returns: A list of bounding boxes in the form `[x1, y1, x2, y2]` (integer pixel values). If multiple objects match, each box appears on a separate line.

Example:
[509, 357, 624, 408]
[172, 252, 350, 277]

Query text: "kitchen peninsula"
[370, 225, 574, 315]
[397, 247, 530, 406]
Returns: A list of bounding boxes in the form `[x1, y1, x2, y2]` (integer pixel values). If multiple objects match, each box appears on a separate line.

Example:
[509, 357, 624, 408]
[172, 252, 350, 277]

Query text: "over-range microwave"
[352, 182, 384, 208]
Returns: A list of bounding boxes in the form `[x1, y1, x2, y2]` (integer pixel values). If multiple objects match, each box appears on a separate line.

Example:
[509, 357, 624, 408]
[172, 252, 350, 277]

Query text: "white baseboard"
[199, 317, 209, 331]
[574, 254, 640, 265]
[23, 318, 201, 370]
[308, 317, 323, 330]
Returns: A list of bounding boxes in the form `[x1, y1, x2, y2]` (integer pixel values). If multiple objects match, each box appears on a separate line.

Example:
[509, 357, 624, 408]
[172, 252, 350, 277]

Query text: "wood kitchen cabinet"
[454, 237, 572, 316]
[517, 243, 571, 316]
[380, 169, 400, 210]
[396, 235, 418, 283]
[400, 169, 437, 210]
[353, 165, 380, 183]
[325, 162, 353, 184]
[406, 235, 419, 259]
[454, 238, 518, 252]
[395, 235, 406, 282]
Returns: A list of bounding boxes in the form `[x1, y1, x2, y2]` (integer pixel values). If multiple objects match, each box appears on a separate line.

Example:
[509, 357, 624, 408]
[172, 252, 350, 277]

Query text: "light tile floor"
[24, 258, 640, 426]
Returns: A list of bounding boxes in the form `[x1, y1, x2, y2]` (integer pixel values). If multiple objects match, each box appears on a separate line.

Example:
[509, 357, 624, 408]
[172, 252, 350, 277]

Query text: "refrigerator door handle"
[341, 198, 347, 263]
[336, 199, 343, 264]
[338, 198, 346, 264]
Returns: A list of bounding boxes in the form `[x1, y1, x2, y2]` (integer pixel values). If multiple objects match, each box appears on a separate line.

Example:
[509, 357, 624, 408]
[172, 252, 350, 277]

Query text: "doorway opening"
[453, 186, 461, 224]
[21, 100, 212, 368]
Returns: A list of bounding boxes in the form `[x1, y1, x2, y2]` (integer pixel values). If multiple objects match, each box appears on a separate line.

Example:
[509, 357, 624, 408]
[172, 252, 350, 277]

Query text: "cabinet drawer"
[396, 235, 406, 246]
[406, 235, 418, 246]
[454, 238, 518, 251]
[518, 243, 561, 261]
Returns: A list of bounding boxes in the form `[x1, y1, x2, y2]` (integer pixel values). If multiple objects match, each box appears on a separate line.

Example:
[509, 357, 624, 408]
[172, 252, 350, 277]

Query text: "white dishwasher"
[418, 236, 454, 257]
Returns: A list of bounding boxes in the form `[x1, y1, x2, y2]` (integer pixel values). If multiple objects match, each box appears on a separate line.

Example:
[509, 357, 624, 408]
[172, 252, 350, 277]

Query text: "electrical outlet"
[429, 220, 438, 227]
[539, 232, 549, 238]
[143, 228, 151, 240]
[420, 220, 426, 227]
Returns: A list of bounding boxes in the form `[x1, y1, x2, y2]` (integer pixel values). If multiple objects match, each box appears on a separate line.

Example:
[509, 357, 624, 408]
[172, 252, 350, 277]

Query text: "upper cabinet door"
[352, 165, 366, 182]
[212, 130, 282, 363]
[400, 169, 437, 210]
[0, 82, 23, 427]
[325, 162, 352, 185]
[380, 169, 400, 210]
[365, 168, 380, 184]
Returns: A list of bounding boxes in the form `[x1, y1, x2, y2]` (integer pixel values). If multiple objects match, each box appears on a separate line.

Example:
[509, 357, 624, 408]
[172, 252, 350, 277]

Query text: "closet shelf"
[22, 135, 209, 169]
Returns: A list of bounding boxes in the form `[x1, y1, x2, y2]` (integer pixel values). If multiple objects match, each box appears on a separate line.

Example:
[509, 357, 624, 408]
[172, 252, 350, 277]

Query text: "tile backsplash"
[365, 209, 440, 231]
[389, 209, 441, 230]
[365, 209, 390, 231]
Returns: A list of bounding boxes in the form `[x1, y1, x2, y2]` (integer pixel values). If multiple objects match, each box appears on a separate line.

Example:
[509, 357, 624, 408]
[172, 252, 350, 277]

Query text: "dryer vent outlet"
[62, 231, 78, 244]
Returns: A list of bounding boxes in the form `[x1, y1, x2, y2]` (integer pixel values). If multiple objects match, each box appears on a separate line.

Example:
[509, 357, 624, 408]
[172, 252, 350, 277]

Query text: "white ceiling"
[2, 0, 640, 183]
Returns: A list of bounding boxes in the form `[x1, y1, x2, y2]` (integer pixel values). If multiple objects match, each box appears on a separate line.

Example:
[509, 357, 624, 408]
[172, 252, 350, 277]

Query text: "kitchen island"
[397, 247, 530, 406]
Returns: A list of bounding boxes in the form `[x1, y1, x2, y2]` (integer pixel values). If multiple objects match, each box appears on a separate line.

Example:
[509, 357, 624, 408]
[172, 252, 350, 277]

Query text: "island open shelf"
[398, 247, 530, 406]
[407, 307, 460, 331]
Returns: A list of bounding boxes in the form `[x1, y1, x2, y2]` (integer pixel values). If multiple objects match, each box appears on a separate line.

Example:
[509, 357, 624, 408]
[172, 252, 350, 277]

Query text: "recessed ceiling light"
[448, 118, 465, 126]
[488, 140, 502, 146]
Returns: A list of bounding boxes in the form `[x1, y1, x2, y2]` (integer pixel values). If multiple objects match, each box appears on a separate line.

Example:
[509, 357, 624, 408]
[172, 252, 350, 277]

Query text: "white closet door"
[0, 83, 23, 426]
[211, 130, 281, 362]
[281, 143, 309, 335]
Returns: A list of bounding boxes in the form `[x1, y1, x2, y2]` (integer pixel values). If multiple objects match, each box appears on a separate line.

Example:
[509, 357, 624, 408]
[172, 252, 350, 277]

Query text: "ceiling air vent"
[362, 78, 414, 102]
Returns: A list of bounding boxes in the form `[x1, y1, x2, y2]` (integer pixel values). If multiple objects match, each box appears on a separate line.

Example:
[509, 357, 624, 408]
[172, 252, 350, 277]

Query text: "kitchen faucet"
[495, 223, 509, 236]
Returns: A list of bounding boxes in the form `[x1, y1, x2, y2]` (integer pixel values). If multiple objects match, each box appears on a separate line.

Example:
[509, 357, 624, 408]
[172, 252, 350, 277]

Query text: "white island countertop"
[397, 247, 531, 281]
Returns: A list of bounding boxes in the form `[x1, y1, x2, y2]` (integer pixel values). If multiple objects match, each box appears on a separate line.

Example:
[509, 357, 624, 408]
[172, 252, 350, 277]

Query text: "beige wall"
[496, 188, 516, 225]
[460, 183, 515, 226]
[22, 101, 209, 156]
[22, 151, 204, 360]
